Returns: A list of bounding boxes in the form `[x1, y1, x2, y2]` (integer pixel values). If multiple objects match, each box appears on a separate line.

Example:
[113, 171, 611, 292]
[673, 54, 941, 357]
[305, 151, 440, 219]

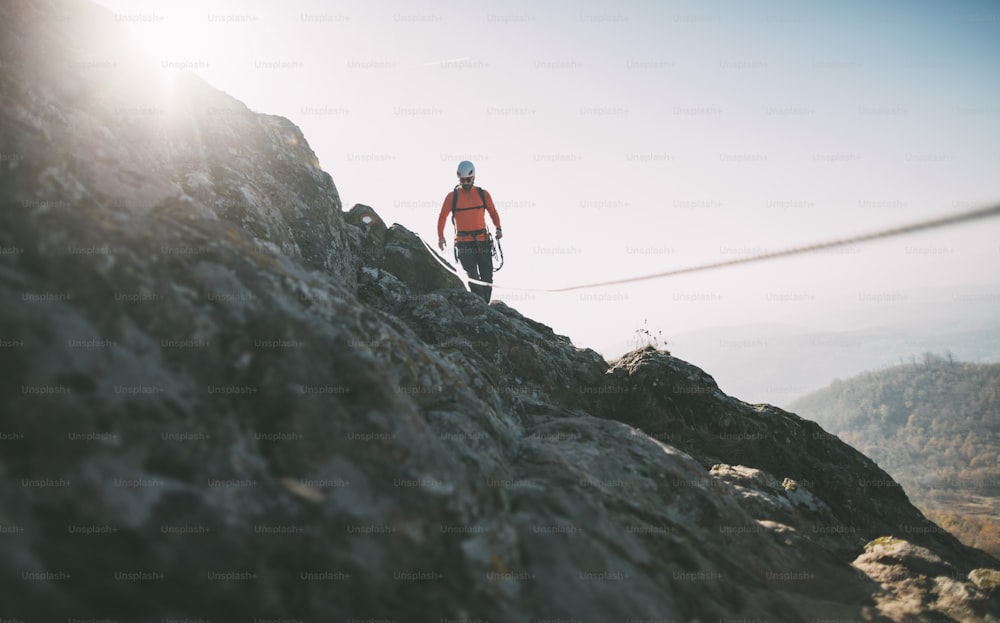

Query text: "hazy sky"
[92, 0, 1000, 359]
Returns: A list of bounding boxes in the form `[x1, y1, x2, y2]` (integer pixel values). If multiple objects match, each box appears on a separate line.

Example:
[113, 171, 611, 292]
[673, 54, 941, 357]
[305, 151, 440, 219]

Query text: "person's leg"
[457, 242, 486, 300]
[476, 245, 494, 303]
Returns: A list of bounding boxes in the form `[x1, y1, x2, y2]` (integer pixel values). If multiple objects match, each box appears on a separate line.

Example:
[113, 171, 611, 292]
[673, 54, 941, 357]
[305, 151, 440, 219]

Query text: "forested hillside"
[790, 353, 1000, 557]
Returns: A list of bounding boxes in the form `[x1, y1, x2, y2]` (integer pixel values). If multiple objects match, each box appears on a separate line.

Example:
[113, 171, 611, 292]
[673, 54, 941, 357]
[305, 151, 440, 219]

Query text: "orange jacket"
[437, 186, 501, 242]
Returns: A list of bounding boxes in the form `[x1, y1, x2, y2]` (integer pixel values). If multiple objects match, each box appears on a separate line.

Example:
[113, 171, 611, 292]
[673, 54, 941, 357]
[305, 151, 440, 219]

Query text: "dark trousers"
[456, 241, 494, 302]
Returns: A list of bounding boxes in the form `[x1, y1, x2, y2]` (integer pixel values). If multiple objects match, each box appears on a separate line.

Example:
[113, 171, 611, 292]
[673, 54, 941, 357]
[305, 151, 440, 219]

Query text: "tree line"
[790, 353, 1000, 557]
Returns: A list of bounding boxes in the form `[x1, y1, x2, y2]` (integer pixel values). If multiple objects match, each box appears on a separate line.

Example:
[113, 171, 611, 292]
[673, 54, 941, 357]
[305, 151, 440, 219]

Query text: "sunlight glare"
[112, 3, 220, 86]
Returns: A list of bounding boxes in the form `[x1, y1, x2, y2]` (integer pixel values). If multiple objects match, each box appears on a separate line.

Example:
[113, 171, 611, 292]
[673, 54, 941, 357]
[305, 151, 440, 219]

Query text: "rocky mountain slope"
[1, 1, 998, 621]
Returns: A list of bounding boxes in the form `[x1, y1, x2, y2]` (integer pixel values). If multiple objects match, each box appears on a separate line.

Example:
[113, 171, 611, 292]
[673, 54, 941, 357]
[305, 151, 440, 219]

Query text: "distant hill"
[790, 355, 1000, 557]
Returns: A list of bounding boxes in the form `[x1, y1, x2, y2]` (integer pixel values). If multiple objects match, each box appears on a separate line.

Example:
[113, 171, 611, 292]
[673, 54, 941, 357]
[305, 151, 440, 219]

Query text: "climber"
[437, 160, 503, 303]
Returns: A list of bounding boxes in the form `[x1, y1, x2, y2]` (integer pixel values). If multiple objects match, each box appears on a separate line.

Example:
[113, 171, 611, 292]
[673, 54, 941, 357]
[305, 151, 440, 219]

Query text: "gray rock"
[853, 537, 999, 622]
[0, 1, 996, 622]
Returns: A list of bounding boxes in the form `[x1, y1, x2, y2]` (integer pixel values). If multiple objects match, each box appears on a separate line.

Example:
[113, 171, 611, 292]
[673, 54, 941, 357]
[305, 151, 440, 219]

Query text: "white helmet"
[457, 160, 475, 178]
[457, 160, 475, 189]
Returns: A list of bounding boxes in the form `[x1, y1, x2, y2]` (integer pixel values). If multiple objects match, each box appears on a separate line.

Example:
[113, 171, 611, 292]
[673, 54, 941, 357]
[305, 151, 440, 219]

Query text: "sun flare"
[110, 3, 221, 81]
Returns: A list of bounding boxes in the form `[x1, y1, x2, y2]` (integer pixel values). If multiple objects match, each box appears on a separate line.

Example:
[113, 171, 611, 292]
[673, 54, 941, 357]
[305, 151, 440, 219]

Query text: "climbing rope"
[418, 202, 1000, 293]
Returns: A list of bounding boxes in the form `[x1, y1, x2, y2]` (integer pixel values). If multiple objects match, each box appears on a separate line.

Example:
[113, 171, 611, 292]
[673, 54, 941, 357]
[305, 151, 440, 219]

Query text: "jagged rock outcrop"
[1, 1, 997, 622]
[347, 203, 465, 296]
[595, 348, 996, 567]
[854, 538, 1000, 622]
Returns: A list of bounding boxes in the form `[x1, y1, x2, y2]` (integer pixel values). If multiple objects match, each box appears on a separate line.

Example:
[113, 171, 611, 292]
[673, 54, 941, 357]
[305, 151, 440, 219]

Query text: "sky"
[91, 0, 1000, 380]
